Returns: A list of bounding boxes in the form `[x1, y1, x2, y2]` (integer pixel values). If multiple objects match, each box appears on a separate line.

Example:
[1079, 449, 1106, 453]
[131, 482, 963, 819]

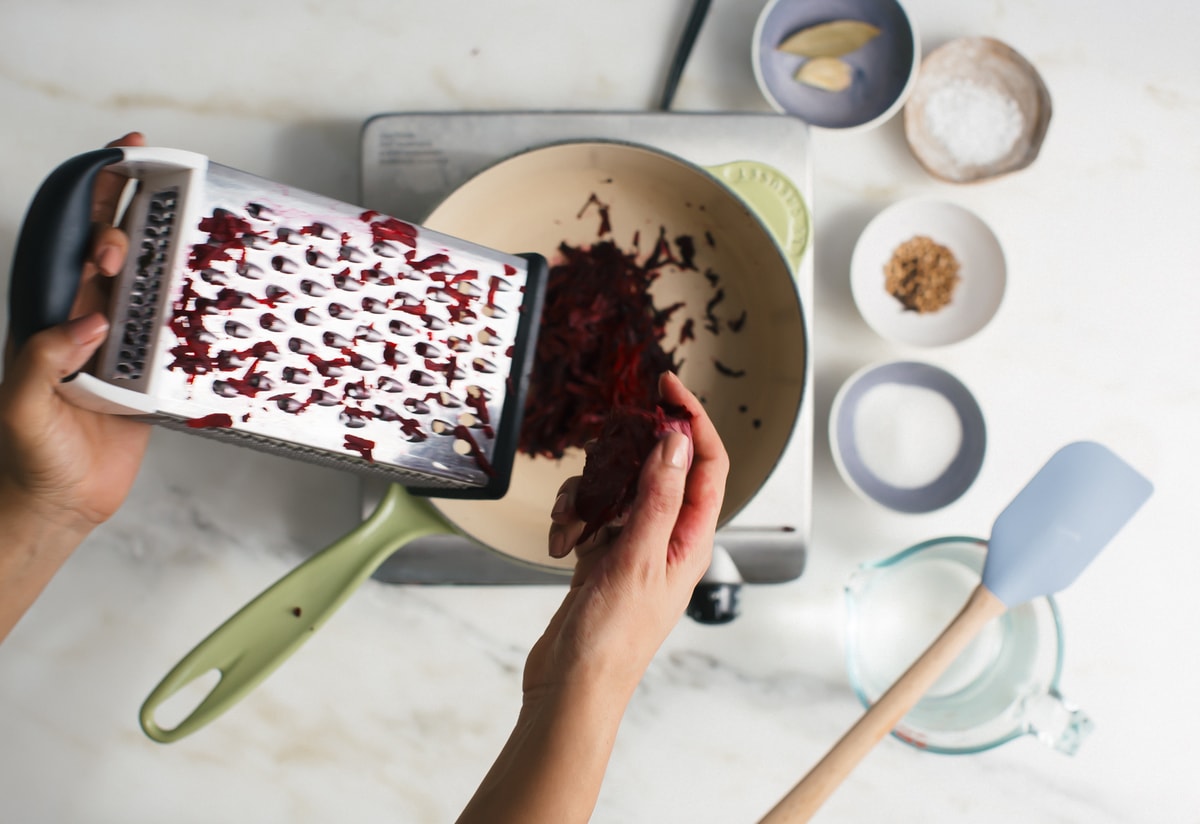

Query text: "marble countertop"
[1, 1, 1196, 821]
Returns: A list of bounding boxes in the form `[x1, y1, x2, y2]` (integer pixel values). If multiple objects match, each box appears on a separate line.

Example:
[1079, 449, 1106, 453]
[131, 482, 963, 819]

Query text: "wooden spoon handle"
[759, 584, 1007, 823]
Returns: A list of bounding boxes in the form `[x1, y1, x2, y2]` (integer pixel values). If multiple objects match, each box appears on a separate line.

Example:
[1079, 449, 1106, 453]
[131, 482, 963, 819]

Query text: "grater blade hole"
[260, 313, 287, 332]
[309, 389, 339, 407]
[238, 261, 263, 279]
[294, 308, 321, 326]
[275, 395, 303, 413]
[332, 272, 361, 291]
[282, 366, 311, 385]
[264, 285, 293, 303]
[225, 321, 252, 339]
[339, 411, 368, 429]
[306, 249, 333, 268]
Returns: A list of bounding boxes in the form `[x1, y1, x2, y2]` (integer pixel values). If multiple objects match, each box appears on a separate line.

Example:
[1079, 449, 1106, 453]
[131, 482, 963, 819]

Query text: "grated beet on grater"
[10, 147, 547, 499]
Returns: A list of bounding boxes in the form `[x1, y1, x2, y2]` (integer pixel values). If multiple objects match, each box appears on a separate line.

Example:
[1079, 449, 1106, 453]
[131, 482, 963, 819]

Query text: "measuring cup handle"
[139, 485, 449, 743]
[9, 148, 124, 350]
[1022, 688, 1094, 755]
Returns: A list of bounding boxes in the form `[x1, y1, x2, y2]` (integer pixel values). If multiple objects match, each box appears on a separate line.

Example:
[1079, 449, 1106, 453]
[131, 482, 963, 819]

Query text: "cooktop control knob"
[687, 544, 742, 624]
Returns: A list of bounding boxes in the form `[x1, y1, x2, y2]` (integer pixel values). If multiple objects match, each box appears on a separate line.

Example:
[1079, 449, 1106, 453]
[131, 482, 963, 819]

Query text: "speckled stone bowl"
[904, 37, 1052, 183]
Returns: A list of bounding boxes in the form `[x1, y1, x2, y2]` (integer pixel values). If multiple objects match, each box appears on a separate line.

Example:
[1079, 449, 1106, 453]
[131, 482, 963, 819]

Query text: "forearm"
[456, 681, 632, 824]
[0, 487, 90, 643]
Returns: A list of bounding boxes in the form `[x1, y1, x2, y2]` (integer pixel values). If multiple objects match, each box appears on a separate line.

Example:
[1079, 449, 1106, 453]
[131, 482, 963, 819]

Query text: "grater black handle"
[8, 147, 125, 350]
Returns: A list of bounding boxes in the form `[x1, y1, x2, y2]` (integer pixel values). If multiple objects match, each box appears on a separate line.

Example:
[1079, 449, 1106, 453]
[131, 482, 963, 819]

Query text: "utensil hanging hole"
[151, 668, 222, 732]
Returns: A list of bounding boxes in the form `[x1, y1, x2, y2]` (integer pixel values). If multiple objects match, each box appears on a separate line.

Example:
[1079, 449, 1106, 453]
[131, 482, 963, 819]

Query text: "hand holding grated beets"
[574, 403, 693, 545]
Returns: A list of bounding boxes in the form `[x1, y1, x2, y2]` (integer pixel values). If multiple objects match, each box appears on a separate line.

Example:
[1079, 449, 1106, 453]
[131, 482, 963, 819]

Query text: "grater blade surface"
[97, 152, 544, 497]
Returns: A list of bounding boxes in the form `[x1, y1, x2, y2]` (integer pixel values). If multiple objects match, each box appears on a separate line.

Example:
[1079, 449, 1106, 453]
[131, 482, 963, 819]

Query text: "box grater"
[10, 146, 547, 498]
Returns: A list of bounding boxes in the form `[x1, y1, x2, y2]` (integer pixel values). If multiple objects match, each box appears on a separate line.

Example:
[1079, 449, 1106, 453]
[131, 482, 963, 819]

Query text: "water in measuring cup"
[851, 546, 1040, 733]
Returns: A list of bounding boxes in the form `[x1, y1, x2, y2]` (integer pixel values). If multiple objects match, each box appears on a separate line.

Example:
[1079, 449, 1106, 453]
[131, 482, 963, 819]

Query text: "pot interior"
[422, 141, 807, 569]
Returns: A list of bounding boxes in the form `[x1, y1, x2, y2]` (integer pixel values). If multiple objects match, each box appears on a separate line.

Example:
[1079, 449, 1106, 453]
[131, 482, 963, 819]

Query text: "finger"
[91, 132, 145, 224]
[70, 225, 130, 320]
[608, 429, 690, 568]
[3, 314, 110, 415]
[548, 518, 585, 560]
[90, 224, 130, 277]
[550, 476, 581, 525]
[658, 371, 729, 559]
[548, 475, 584, 559]
[659, 371, 723, 467]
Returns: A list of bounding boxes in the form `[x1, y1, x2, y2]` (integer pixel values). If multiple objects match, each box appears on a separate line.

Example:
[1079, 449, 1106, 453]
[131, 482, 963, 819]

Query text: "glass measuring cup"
[844, 536, 1093, 754]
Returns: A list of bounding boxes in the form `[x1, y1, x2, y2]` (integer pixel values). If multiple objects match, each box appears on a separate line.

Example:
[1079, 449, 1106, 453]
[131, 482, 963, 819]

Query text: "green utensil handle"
[705, 160, 811, 273]
[140, 484, 450, 743]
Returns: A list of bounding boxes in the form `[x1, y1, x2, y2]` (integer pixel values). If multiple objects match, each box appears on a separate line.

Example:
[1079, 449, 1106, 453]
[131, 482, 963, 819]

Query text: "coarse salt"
[923, 78, 1024, 167]
[853, 382, 963, 489]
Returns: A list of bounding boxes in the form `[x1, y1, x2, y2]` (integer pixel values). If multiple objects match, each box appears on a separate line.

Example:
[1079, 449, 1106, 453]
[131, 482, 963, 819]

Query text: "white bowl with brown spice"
[850, 198, 1005, 347]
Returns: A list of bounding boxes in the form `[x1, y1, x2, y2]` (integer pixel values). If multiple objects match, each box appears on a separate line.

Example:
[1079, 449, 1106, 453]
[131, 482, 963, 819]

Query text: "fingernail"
[97, 244, 124, 275]
[663, 431, 690, 469]
[551, 492, 569, 519]
[548, 529, 567, 558]
[66, 313, 109, 345]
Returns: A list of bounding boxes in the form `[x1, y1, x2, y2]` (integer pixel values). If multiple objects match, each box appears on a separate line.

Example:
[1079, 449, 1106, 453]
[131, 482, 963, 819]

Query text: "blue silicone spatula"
[760, 441, 1153, 823]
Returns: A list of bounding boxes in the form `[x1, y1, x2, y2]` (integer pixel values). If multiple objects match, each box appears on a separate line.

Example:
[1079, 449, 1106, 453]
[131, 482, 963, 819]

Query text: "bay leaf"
[777, 20, 881, 58]
[794, 57, 853, 92]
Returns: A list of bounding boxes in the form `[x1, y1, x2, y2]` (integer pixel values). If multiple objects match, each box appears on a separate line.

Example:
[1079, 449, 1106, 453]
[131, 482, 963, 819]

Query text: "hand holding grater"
[9, 147, 546, 498]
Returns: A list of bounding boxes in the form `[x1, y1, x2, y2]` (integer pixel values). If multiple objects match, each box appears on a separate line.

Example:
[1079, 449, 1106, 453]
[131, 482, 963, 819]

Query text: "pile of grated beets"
[518, 231, 695, 461]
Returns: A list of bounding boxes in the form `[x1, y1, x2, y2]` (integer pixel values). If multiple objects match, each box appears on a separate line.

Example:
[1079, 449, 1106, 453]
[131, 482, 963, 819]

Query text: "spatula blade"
[984, 441, 1152, 607]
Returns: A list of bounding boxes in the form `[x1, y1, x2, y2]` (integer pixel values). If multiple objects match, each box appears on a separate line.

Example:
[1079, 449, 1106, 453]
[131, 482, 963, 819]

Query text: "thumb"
[7, 313, 109, 402]
[610, 430, 691, 564]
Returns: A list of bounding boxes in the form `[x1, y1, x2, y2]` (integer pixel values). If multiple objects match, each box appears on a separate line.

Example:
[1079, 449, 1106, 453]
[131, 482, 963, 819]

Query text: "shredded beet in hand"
[574, 403, 693, 545]
[519, 194, 748, 460]
[519, 238, 684, 459]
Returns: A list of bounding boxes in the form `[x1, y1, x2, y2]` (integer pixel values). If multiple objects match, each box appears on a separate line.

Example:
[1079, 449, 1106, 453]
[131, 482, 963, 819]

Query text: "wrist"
[0, 479, 94, 642]
[0, 476, 94, 553]
[519, 665, 638, 760]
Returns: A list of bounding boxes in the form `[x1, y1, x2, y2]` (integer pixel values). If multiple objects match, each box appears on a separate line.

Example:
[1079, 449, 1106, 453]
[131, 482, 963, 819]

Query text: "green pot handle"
[704, 160, 811, 273]
[139, 484, 451, 743]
